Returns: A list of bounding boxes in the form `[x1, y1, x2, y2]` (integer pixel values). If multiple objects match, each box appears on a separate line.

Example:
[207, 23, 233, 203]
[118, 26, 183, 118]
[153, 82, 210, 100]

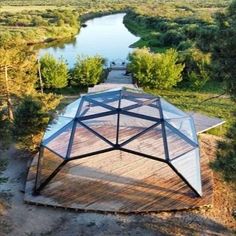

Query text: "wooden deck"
[188, 112, 225, 134]
[24, 70, 217, 213]
[24, 137, 213, 213]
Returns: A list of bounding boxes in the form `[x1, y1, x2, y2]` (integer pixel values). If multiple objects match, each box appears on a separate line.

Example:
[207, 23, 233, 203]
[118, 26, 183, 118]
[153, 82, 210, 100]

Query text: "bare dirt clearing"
[0, 134, 235, 236]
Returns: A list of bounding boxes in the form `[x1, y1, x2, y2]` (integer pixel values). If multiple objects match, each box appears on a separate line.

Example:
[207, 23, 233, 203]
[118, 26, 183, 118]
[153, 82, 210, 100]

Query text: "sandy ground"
[0, 134, 235, 236]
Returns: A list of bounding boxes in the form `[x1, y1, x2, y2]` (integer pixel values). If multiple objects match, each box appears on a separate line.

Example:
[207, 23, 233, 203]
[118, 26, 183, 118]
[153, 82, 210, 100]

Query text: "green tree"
[40, 53, 68, 89]
[210, 0, 236, 188]
[128, 48, 154, 87]
[0, 47, 37, 121]
[13, 96, 50, 152]
[152, 49, 184, 89]
[72, 55, 104, 86]
[211, 0, 236, 99]
[128, 48, 184, 89]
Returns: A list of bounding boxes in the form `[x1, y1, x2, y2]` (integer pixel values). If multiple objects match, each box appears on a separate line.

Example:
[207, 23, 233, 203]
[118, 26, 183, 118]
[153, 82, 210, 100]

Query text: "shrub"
[72, 55, 104, 87]
[196, 25, 218, 51]
[177, 39, 194, 51]
[180, 48, 210, 89]
[152, 49, 185, 89]
[183, 24, 199, 39]
[40, 53, 68, 89]
[187, 63, 209, 90]
[13, 96, 49, 152]
[160, 29, 185, 47]
[128, 48, 184, 89]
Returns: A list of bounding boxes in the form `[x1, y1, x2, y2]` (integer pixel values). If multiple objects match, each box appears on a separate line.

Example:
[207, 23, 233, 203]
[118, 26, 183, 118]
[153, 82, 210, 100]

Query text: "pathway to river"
[88, 69, 137, 93]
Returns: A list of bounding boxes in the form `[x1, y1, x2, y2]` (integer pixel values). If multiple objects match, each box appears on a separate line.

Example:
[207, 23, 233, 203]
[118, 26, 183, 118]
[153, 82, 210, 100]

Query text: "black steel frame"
[34, 89, 202, 197]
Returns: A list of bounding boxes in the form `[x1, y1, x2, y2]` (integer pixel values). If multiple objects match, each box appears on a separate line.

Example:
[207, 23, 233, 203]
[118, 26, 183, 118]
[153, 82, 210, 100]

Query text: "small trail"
[88, 69, 138, 93]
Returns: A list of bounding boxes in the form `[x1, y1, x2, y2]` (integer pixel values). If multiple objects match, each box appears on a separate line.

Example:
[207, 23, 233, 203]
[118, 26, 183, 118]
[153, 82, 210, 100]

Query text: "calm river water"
[38, 13, 139, 68]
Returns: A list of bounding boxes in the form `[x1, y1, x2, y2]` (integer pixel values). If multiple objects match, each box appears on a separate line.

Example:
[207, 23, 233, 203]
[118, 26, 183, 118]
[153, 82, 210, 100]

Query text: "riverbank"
[0, 6, 127, 48]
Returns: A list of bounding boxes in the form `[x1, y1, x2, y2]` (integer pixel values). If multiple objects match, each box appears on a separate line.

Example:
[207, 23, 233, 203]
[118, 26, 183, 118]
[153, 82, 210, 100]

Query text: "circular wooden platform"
[24, 137, 213, 213]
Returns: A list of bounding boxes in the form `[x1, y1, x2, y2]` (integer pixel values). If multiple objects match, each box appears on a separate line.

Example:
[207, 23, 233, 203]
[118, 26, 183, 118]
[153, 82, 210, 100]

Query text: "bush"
[177, 39, 194, 51]
[152, 49, 185, 89]
[196, 25, 218, 51]
[40, 53, 68, 89]
[128, 48, 184, 89]
[160, 29, 185, 47]
[180, 48, 210, 89]
[72, 55, 105, 87]
[183, 24, 199, 39]
[187, 64, 209, 90]
[13, 96, 49, 152]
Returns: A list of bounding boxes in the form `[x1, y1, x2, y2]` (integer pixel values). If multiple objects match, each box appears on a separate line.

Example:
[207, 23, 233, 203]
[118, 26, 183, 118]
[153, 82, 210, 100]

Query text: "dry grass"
[0, 6, 60, 13]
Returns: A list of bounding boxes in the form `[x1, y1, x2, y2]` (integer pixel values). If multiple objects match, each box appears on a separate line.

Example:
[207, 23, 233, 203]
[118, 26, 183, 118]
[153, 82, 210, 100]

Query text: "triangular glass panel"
[37, 147, 65, 187]
[70, 122, 112, 158]
[42, 116, 73, 142]
[166, 117, 198, 144]
[170, 148, 202, 196]
[80, 114, 118, 144]
[78, 99, 111, 117]
[122, 123, 166, 159]
[59, 98, 82, 118]
[122, 89, 156, 100]
[160, 98, 187, 119]
[122, 98, 161, 119]
[118, 114, 158, 144]
[44, 121, 73, 158]
[86, 90, 120, 109]
[120, 97, 137, 109]
[164, 125, 195, 160]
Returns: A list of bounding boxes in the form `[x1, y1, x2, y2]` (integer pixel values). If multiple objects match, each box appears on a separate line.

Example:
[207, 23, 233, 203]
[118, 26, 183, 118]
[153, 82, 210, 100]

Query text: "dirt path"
[0, 135, 235, 236]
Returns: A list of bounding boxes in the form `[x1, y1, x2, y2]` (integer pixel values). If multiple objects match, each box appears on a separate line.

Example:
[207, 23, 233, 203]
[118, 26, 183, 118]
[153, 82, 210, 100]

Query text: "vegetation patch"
[0, 158, 8, 184]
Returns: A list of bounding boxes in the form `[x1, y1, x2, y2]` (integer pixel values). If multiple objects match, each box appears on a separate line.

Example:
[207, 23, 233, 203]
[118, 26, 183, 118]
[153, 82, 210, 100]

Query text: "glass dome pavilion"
[34, 87, 202, 197]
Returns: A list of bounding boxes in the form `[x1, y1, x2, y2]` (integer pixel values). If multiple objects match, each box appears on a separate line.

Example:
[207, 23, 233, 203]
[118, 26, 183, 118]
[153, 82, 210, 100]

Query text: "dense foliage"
[0, 9, 79, 47]
[211, 1, 236, 99]
[209, 0, 236, 187]
[72, 56, 105, 86]
[128, 48, 184, 89]
[40, 53, 68, 89]
[0, 47, 37, 120]
[0, 110, 11, 149]
[0, 47, 61, 151]
[211, 119, 236, 188]
[13, 96, 50, 151]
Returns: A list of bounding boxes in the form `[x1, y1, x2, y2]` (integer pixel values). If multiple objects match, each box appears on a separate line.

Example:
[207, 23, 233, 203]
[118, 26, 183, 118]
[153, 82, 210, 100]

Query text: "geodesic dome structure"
[34, 88, 202, 197]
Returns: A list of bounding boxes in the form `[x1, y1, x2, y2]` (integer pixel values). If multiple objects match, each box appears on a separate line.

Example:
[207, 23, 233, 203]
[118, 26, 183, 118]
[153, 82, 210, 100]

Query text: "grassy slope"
[145, 85, 234, 136]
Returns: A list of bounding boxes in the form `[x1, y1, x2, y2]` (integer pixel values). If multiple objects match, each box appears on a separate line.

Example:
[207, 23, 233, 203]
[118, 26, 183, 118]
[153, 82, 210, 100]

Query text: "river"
[38, 13, 139, 68]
